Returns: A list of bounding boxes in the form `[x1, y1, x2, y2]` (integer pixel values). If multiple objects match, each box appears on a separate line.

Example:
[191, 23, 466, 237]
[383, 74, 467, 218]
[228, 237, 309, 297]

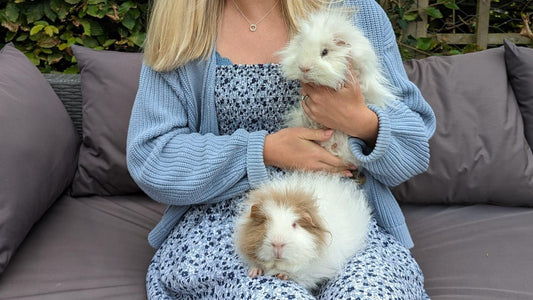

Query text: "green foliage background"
[380, 0, 533, 59]
[1, 0, 531, 72]
[0, 0, 148, 73]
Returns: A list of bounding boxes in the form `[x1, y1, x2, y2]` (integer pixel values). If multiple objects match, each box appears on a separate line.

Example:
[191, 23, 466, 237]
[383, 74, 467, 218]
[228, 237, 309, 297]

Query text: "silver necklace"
[231, 0, 280, 32]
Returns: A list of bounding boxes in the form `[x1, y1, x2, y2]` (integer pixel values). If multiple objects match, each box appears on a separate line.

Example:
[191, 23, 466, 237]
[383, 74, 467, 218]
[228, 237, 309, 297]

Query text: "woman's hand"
[301, 70, 379, 146]
[263, 127, 355, 177]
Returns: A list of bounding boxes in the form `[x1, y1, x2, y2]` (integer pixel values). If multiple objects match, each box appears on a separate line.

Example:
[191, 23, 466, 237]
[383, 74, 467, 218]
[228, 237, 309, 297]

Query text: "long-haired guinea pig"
[234, 172, 372, 290]
[278, 10, 395, 166]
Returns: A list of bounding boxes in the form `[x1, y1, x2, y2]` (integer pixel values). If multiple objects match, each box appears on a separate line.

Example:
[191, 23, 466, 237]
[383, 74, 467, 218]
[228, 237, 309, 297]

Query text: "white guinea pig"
[278, 10, 395, 166]
[234, 172, 372, 290]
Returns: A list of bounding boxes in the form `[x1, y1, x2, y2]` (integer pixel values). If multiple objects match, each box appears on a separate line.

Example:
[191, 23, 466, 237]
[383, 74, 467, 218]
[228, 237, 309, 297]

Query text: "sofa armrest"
[43, 73, 82, 137]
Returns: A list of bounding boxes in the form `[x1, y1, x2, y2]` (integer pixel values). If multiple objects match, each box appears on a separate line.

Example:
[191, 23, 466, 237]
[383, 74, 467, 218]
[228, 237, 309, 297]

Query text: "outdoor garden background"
[0, 0, 532, 73]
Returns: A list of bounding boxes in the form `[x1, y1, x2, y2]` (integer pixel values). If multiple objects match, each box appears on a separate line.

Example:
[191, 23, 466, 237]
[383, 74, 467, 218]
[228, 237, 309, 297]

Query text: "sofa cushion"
[392, 47, 533, 206]
[402, 204, 533, 299]
[0, 194, 166, 299]
[70, 46, 143, 196]
[504, 39, 533, 148]
[0, 43, 79, 274]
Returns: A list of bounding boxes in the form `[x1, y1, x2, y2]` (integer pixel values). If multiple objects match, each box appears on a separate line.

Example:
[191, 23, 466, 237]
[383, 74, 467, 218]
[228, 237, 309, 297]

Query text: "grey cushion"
[0, 194, 165, 299]
[0, 43, 79, 273]
[393, 47, 533, 206]
[504, 39, 533, 148]
[71, 46, 143, 196]
[403, 204, 533, 299]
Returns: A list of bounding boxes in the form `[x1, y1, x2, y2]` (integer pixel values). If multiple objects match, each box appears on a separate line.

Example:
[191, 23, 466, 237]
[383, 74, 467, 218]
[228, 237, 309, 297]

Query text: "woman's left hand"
[300, 69, 379, 146]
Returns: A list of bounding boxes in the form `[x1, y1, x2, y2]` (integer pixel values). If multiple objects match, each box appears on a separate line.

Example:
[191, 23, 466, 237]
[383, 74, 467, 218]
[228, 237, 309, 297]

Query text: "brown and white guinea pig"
[234, 172, 372, 290]
[278, 10, 395, 166]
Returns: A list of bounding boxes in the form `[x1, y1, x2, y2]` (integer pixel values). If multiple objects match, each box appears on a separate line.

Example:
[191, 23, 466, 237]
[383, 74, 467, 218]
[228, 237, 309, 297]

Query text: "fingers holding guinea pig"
[300, 69, 363, 107]
[300, 72, 366, 134]
[263, 127, 354, 177]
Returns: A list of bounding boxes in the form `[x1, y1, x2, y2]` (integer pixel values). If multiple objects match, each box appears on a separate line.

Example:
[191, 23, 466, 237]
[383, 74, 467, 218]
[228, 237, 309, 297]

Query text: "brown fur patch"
[278, 188, 329, 251]
[236, 190, 269, 263]
[237, 186, 330, 265]
[261, 186, 328, 251]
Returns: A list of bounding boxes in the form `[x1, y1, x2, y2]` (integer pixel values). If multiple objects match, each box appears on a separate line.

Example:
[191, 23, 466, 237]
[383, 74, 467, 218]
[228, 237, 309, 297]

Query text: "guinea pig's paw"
[274, 273, 289, 281]
[248, 267, 263, 278]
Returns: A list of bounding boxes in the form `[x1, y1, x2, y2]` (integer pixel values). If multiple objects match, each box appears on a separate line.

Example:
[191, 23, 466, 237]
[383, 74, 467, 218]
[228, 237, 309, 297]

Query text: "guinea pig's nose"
[272, 242, 286, 248]
[299, 66, 310, 73]
[272, 242, 286, 258]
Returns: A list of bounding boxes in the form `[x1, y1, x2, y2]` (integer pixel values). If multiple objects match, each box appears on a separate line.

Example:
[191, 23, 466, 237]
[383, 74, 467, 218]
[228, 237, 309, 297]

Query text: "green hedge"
[1, 0, 530, 72]
[0, 0, 148, 73]
[380, 0, 532, 58]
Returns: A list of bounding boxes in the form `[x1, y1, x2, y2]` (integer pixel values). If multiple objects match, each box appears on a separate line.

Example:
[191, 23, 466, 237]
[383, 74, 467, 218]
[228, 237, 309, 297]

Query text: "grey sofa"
[1, 40, 532, 299]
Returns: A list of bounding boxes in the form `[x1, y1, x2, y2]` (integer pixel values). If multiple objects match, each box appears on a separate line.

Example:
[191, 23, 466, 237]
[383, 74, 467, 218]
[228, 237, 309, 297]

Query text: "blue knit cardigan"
[126, 0, 436, 249]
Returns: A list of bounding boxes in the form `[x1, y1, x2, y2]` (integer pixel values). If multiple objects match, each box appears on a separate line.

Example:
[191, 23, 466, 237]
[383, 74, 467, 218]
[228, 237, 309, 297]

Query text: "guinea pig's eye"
[292, 222, 297, 228]
[321, 48, 328, 57]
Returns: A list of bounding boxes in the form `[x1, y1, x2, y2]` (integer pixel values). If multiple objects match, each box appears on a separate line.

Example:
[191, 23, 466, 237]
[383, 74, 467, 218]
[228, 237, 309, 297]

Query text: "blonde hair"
[143, 0, 330, 72]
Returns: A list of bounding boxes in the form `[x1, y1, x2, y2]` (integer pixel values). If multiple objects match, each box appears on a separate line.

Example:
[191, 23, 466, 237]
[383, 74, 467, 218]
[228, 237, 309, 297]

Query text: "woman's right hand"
[263, 127, 354, 177]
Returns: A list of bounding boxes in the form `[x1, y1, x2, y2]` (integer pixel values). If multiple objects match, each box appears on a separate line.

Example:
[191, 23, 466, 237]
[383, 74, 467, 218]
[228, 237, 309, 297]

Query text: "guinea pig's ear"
[302, 212, 318, 228]
[250, 204, 261, 218]
[248, 189, 269, 219]
[333, 33, 350, 47]
[334, 39, 346, 46]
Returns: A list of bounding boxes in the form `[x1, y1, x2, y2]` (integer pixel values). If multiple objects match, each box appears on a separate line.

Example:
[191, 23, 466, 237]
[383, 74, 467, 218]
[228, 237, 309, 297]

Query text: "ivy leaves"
[0, 0, 147, 72]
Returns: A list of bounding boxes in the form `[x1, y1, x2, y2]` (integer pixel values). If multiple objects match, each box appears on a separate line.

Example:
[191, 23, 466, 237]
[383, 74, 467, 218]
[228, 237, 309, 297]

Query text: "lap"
[146, 196, 427, 299]
[148, 196, 314, 299]
[316, 221, 428, 299]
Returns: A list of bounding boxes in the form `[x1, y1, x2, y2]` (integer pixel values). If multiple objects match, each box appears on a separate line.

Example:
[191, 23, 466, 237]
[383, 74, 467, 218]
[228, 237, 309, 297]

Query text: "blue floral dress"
[145, 62, 429, 299]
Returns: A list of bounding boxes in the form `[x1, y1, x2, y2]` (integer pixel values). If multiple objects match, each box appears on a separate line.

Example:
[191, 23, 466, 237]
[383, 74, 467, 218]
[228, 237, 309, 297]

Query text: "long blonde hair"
[143, 0, 330, 72]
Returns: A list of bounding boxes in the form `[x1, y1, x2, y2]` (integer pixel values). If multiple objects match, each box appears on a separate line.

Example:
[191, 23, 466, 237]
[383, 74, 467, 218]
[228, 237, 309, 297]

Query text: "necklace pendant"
[249, 24, 257, 32]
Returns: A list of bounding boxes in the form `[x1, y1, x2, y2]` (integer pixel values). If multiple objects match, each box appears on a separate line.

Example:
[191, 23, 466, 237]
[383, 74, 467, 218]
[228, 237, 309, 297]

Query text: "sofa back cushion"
[70, 46, 142, 196]
[67, 44, 533, 205]
[0, 43, 79, 273]
[504, 39, 533, 149]
[392, 47, 533, 206]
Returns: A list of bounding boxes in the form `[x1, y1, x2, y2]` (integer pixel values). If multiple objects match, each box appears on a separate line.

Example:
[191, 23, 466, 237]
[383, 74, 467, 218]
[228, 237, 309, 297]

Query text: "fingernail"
[324, 129, 333, 137]
[343, 171, 354, 177]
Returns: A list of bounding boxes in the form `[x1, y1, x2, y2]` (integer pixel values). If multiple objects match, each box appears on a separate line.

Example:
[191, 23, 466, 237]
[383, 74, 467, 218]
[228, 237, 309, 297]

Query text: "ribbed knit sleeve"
[348, 0, 436, 187]
[126, 63, 268, 206]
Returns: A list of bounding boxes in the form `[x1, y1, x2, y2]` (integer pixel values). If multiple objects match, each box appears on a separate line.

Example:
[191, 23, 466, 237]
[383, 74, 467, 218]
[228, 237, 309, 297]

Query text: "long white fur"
[278, 10, 396, 166]
[235, 172, 372, 290]
[234, 9, 383, 290]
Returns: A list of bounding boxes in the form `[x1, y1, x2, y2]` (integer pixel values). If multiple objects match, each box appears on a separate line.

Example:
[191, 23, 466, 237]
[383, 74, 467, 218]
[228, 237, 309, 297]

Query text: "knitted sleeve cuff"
[246, 130, 269, 187]
[349, 104, 391, 163]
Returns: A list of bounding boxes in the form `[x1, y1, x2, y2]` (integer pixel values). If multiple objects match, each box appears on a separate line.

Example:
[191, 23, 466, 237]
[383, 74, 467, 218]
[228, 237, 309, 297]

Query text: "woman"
[127, 0, 436, 298]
